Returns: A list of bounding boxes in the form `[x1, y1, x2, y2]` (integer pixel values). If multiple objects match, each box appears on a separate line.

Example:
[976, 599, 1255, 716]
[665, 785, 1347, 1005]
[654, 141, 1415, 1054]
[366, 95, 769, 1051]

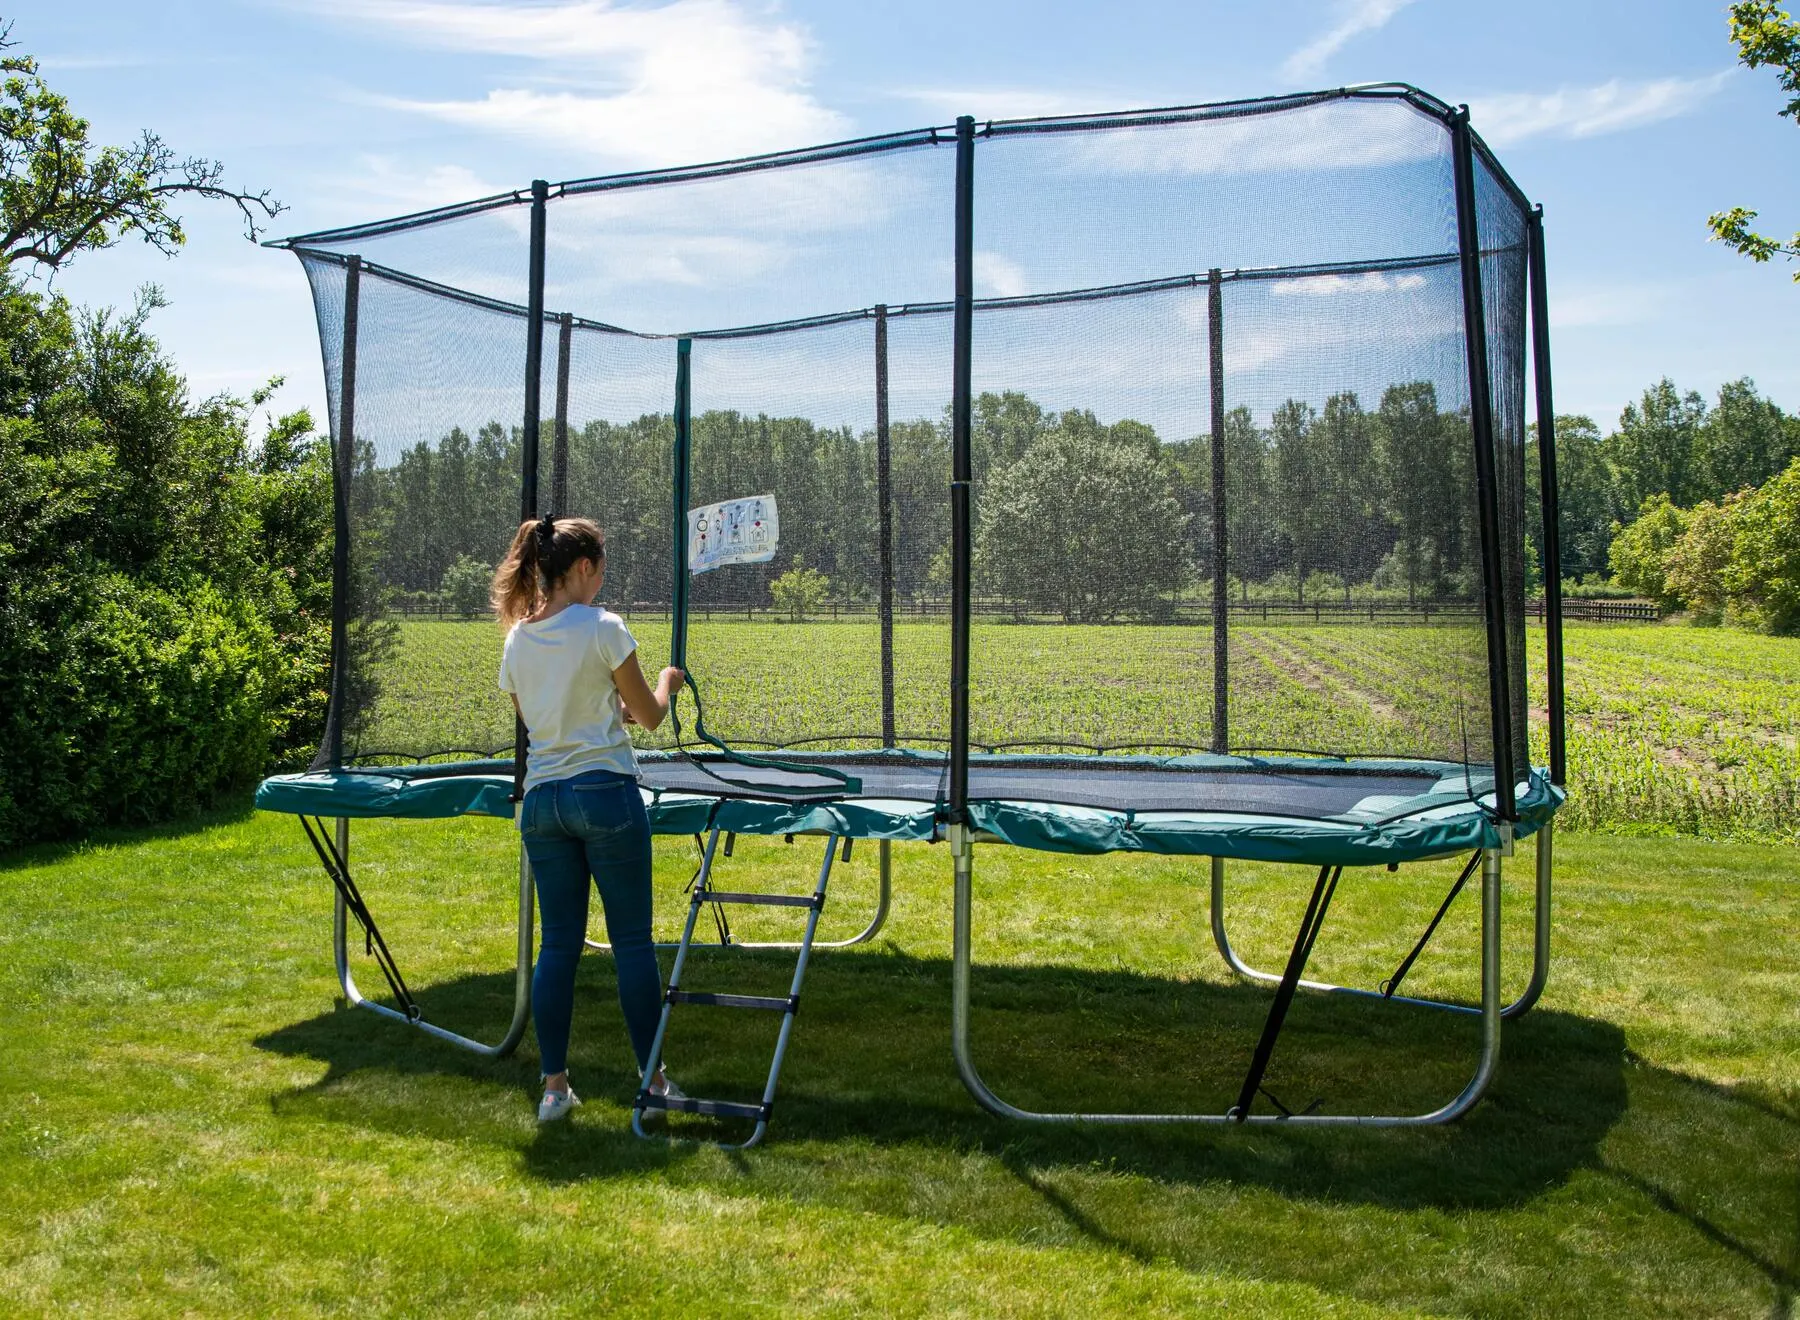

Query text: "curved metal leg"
[1210, 825, 1551, 1020]
[951, 825, 1503, 1125]
[590, 837, 893, 953]
[332, 817, 533, 1059]
[732, 838, 892, 950]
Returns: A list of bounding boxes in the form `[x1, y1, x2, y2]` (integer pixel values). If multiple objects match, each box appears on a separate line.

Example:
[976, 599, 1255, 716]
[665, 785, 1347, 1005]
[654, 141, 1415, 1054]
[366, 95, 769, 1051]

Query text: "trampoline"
[257, 83, 1569, 1141]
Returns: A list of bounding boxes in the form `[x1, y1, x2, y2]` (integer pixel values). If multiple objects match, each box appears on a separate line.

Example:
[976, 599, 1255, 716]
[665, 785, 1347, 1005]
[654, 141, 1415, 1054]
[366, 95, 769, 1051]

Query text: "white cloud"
[974, 251, 1030, 298]
[1471, 72, 1732, 146]
[889, 87, 1098, 122]
[1269, 270, 1428, 297]
[1282, 0, 1419, 83]
[308, 0, 847, 166]
[330, 156, 507, 213]
[1063, 94, 1447, 177]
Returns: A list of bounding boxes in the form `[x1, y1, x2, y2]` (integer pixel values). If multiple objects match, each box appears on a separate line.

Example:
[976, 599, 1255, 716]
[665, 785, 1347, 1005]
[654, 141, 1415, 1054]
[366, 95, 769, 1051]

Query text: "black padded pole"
[551, 311, 573, 516]
[319, 255, 361, 771]
[671, 338, 694, 673]
[520, 179, 549, 521]
[1451, 110, 1517, 819]
[875, 304, 897, 748]
[515, 179, 549, 800]
[949, 116, 975, 821]
[1528, 207, 1567, 788]
[1208, 268, 1229, 755]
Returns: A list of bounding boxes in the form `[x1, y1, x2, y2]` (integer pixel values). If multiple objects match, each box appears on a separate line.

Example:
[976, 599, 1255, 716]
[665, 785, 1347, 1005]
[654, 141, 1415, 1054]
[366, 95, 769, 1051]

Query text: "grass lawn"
[1, 810, 1795, 1316]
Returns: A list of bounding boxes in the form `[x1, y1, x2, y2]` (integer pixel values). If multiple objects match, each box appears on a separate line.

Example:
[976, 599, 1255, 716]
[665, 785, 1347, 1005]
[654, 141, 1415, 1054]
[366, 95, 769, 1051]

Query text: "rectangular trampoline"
[256, 83, 1569, 1142]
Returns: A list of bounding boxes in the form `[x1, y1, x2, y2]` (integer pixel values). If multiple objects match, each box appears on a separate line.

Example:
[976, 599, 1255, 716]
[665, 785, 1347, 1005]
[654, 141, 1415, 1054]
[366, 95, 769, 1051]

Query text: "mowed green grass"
[365, 617, 1800, 843]
[0, 813, 1795, 1316]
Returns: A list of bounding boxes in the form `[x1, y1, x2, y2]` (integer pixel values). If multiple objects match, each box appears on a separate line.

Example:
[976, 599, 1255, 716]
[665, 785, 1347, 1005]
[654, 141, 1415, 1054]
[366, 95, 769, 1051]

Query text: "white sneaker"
[538, 1087, 581, 1124]
[639, 1069, 685, 1112]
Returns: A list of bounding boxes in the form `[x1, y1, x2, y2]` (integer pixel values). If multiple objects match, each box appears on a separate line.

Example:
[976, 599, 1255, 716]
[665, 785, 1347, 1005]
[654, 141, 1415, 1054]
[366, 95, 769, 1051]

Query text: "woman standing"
[493, 514, 684, 1123]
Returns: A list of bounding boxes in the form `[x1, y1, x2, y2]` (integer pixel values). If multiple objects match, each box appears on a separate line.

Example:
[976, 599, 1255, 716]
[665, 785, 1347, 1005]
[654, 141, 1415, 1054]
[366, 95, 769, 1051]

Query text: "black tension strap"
[1230, 863, 1343, 1121]
[298, 816, 421, 1022]
[669, 670, 863, 802]
[1380, 850, 1482, 1000]
[680, 827, 735, 946]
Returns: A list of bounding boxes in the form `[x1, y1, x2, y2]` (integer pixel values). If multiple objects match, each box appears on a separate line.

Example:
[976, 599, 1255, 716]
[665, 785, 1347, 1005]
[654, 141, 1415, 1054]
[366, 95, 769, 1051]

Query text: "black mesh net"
[287, 88, 1540, 817]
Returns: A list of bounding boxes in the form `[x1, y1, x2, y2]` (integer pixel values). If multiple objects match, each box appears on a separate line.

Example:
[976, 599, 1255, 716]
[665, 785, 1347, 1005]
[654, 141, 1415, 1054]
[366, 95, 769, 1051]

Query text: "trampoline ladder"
[632, 826, 838, 1148]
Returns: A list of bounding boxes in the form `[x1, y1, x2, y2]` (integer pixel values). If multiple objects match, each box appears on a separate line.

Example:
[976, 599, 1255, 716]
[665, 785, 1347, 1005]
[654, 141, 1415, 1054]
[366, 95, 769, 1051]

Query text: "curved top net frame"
[277, 83, 1564, 829]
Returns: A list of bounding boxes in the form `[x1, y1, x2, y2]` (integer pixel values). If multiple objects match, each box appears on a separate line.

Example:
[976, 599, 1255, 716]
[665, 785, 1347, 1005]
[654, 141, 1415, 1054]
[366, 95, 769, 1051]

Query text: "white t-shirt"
[497, 604, 640, 793]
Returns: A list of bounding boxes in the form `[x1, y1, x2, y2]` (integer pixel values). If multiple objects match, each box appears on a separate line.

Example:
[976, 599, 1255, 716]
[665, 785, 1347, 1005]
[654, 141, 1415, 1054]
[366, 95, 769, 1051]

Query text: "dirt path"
[1240, 632, 1403, 725]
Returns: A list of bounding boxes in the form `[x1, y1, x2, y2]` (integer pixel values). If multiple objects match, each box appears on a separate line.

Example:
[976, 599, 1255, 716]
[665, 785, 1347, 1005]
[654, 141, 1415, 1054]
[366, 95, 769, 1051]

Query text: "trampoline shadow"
[255, 946, 1641, 1212]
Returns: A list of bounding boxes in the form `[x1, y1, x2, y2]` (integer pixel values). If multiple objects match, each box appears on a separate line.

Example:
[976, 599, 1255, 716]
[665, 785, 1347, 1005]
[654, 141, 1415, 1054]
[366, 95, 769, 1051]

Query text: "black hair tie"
[535, 513, 556, 546]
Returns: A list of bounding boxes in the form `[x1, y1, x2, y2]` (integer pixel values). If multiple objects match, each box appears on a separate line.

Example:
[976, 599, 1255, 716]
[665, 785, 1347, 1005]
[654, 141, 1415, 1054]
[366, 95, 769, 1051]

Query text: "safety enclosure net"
[281, 85, 1555, 823]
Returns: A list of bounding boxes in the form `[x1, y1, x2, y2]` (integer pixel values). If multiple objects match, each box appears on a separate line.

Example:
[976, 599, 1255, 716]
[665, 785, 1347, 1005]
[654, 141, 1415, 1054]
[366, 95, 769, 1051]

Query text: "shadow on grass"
[257, 944, 1638, 1211]
[255, 948, 1800, 1305]
[1600, 1057, 1800, 1305]
[0, 793, 259, 872]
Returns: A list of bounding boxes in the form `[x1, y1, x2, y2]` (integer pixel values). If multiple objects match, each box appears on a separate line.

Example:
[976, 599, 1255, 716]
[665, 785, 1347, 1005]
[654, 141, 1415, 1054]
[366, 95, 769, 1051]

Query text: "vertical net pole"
[670, 337, 694, 675]
[514, 179, 550, 798]
[1528, 206, 1566, 788]
[319, 254, 360, 771]
[949, 116, 975, 821]
[1207, 268, 1229, 755]
[875, 304, 897, 748]
[520, 179, 549, 520]
[551, 312, 573, 516]
[1451, 110, 1517, 818]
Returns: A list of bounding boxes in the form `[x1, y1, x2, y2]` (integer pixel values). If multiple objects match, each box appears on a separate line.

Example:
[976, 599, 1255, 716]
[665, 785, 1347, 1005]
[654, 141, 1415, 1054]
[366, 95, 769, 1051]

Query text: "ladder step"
[639, 1093, 769, 1121]
[668, 990, 795, 1012]
[695, 889, 822, 909]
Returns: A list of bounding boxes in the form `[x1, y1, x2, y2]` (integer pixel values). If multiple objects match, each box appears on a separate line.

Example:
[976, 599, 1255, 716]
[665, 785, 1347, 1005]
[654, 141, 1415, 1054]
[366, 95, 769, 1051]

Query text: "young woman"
[492, 514, 685, 1123]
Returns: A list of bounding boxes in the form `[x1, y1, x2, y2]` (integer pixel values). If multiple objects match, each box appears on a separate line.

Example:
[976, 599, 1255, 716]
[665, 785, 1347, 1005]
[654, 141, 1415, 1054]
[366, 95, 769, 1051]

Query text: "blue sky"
[23, 0, 1800, 433]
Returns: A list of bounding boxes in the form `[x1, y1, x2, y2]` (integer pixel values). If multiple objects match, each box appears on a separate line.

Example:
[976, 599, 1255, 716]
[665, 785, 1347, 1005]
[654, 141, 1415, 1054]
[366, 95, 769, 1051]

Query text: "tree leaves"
[0, 27, 282, 274]
[1709, 3, 1800, 279]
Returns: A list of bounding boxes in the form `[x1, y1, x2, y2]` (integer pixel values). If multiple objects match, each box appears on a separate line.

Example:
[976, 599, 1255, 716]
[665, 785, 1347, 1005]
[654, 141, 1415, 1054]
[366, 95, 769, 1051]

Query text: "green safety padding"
[258, 759, 1562, 868]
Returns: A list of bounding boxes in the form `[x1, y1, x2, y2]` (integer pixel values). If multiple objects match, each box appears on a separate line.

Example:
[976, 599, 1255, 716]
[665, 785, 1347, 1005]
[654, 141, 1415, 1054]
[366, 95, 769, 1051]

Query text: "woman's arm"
[612, 652, 685, 731]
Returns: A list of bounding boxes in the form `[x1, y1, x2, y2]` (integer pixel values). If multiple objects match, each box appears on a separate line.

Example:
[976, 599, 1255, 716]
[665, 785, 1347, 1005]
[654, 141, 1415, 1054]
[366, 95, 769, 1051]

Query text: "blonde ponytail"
[491, 519, 543, 627]
[490, 515, 606, 628]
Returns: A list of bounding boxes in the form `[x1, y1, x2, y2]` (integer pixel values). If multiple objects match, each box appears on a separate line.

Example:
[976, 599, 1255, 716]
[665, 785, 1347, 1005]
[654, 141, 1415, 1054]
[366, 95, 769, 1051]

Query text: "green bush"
[1664, 493, 1745, 625]
[1724, 457, 1800, 634]
[1608, 494, 1690, 609]
[0, 577, 277, 843]
[0, 282, 330, 850]
[769, 557, 830, 621]
[439, 555, 493, 619]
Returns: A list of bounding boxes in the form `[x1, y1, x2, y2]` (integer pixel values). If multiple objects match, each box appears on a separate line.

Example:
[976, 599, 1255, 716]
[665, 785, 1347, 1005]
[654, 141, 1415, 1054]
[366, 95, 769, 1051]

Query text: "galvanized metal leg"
[330, 816, 533, 1059]
[1209, 826, 1550, 1020]
[951, 825, 1504, 1125]
[589, 836, 892, 953]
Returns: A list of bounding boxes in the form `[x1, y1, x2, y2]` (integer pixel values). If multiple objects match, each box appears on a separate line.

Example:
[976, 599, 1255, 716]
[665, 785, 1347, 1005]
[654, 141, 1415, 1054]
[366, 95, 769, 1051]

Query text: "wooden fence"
[390, 595, 1660, 625]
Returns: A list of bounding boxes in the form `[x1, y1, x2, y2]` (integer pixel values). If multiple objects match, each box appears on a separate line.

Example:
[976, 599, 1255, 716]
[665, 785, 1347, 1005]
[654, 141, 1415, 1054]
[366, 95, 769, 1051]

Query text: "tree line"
[363, 381, 1490, 625]
[1526, 376, 1799, 592]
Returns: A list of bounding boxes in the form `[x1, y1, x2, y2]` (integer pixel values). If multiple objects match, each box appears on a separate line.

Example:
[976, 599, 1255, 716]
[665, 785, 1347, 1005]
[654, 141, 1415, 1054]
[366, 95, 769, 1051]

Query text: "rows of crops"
[358, 618, 1800, 843]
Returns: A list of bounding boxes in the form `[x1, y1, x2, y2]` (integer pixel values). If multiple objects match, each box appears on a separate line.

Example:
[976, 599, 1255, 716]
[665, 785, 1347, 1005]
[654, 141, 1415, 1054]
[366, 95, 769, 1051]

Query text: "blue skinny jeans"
[519, 768, 662, 1079]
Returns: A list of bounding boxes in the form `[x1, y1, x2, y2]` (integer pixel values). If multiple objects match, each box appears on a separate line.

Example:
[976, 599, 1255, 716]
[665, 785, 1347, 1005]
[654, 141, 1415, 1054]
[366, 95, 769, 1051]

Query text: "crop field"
[357, 617, 1800, 843]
